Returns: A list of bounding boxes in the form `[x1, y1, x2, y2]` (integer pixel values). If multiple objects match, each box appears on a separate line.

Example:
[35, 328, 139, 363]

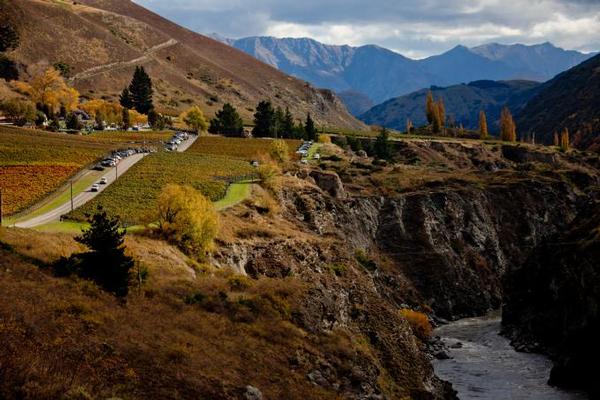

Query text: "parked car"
[313, 154, 321, 160]
[99, 177, 107, 184]
[91, 184, 100, 192]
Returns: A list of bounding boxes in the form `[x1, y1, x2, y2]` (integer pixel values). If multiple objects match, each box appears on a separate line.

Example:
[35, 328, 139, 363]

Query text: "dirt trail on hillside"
[71, 39, 178, 81]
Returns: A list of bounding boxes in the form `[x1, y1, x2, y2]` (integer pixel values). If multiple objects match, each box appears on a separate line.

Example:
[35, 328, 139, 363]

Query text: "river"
[432, 313, 587, 400]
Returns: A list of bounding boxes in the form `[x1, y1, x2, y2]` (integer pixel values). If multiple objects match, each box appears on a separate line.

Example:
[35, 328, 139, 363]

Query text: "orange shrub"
[399, 308, 432, 340]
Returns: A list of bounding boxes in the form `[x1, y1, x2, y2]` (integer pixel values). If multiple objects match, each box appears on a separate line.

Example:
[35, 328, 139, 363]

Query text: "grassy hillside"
[516, 53, 600, 150]
[0, 0, 363, 130]
[360, 80, 540, 133]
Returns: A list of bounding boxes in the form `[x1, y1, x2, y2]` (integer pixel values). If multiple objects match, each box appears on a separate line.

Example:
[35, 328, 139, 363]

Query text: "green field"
[67, 151, 255, 225]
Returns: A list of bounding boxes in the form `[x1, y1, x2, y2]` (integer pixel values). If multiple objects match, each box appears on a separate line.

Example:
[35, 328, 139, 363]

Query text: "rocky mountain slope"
[360, 80, 540, 132]
[221, 36, 594, 106]
[516, 53, 600, 150]
[503, 201, 600, 398]
[0, 0, 362, 129]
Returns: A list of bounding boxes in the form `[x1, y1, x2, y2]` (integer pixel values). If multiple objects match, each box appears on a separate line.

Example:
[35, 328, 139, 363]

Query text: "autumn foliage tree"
[479, 110, 488, 139]
[269, 139, 290, 163]
[560, 128, 570, 151]
[500, 107, 517, 142]
[425, 91, 435, 125]
[14, 68, 79, 114]
[181, 106, 208, 133]
[553, 131, 560, 147]
[157, 185, 219, 257]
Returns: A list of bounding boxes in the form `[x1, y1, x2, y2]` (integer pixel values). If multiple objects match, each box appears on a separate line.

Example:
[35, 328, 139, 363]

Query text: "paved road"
[14, 154, 145, 228]
[176, 134, 198, 152]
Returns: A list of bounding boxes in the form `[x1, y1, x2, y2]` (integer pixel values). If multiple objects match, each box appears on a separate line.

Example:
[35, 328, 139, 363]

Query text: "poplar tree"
[425, 91, 435, 125]
[500, 107, 516, 142]
[479, 110, 488, 139]
[560, 128, 570, 151]
[553, 131, 560, 146]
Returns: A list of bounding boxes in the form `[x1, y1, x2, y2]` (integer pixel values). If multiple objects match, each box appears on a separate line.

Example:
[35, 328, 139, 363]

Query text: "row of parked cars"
[165, 132, 189, 151]
[296, 141, 313, 157]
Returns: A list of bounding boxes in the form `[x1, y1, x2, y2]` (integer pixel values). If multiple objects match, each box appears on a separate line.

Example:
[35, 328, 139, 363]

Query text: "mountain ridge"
[215, 35, 595, 107]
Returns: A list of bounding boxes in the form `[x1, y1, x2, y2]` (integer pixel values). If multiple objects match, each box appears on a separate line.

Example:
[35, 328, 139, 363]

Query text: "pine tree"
[500, 107, 516, 142]
[280, 107, 295, 138]
[479, 110, 488, 139]
[128, 66, 153, 114]
[305, 113, 317, 141]
[209, 103, 244, 137]
[273, 106, 285, 138]
[560, 128, 570, 151]
[252, 100, 275, 137]
[425, 91, 435, 125]
[119, 87, 133, 109]
[75, 207, 134, 297]
[374, 127, 392, 160]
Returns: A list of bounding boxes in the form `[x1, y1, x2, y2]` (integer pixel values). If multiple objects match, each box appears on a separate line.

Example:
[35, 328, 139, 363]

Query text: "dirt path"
[71, 39, 178, 82]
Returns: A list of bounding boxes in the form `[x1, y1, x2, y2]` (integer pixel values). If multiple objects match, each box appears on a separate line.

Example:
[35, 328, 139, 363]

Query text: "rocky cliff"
[502, 202, 600, 397]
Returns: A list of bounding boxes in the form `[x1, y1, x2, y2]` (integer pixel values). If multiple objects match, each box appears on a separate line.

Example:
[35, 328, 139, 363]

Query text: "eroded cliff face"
[502, 202, 600, 398]
[212, 140, 599, 399]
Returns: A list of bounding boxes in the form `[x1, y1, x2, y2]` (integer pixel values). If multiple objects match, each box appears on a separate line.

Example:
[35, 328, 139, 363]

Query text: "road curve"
[14, 153, 145, 228]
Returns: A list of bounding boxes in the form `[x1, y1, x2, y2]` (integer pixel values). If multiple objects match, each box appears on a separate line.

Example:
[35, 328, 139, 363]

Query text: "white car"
[100, 177, 108, 184]
[313, 154, 321, 160]
[91, 184, 100, 192]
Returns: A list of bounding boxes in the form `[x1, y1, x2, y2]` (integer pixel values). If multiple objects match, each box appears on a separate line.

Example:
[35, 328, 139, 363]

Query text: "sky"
[134, 0, 600, 58]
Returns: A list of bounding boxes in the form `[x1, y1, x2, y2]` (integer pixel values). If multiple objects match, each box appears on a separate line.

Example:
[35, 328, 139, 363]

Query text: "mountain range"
[0, 0, 362, 130]
[217, 36, 595, 112]
[360, 80, 541, 133]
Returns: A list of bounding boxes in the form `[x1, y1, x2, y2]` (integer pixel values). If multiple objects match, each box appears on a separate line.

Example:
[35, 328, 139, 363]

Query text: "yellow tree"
[406, 118, 413, 134]
[437, 98, 446, 128]
[553, 131, 560, 146]
[14, 68, 80, 113]
[560, 128, 570, 151]
[80, 99, 123, 125]
[181, 106, 208, 133]
[500, 107, 516, 142]
[425, 91, 435, 125]
[269, 139, 290, 163]
[479, 110, 488, 139]
[157, 184, 219, 257]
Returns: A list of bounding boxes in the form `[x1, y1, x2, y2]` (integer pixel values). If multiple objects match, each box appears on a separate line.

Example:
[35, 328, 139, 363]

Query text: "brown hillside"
[1, 0, 363, 129]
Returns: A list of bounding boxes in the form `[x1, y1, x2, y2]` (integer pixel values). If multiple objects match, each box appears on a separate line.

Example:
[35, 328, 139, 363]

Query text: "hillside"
[220, 36, 593, 107]
[0, 0, 363, 130]
[516, 53, 600, 150]
[360, 80, 540, 132]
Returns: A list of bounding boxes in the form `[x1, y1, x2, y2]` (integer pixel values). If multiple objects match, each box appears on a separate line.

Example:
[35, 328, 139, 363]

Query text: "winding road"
[13, 135, 198, 229]
[70, 39, 178, 82]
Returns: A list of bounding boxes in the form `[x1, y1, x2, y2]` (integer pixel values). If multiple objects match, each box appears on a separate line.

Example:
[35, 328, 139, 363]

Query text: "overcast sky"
[134, 0, 600, 58]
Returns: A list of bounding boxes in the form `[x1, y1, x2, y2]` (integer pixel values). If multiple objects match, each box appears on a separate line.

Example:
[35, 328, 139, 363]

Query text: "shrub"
[269, 139, 289, 163]
[256, 156, 282, 193]
[157, 184, 219, 258]
[326, 263, 347, 276]
[399, 308, 432, 340]
[354, 249, 377, 271]
[318, 134, 332, 144]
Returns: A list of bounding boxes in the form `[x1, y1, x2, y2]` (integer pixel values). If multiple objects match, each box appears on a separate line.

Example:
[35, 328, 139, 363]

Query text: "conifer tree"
[252, 100, 275, 137]
[273, 106, 285, 138]
[500, 107, 516, 142]
[209, 103, 244, 137]
[479, 110, 488, 139]
[425, 91, 435, 125]
[121, 107, 130, 130]
[304, 113, 317, 141]
[119, 87, 133, 109]
[374, 127, 392, 160]
[280, 107, 295, 138]
[128, 66, 153, 114]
